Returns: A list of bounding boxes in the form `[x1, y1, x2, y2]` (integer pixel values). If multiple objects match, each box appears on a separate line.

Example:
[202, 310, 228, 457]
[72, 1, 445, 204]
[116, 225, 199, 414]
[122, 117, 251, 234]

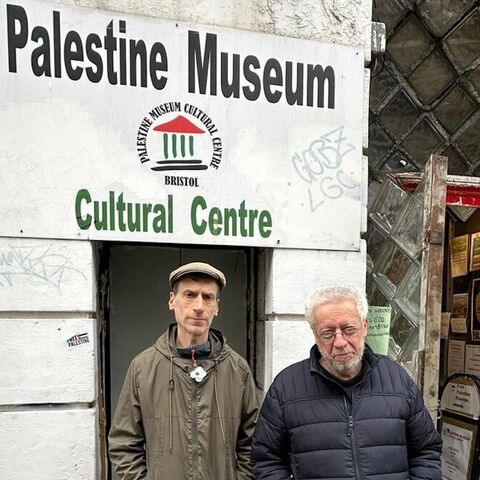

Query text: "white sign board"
[0, 0, 364, 249]
[441, 378, 480, 420]
[441, 420, 474, 480]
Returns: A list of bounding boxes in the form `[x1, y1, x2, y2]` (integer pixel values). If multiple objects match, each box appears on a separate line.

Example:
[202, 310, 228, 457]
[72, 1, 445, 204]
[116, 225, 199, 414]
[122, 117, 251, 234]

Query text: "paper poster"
[441, 312, 451, 339]
[465, 344, 480, 376]
[441, 419, 475, 480]
[451, 318, 468, 334]
[470, 279, 480, 341]
[470, 232, 480, 272]
[448, 340, 465, 377]
[366, 306, 391, 355]
[450, 234, 469, 277]
[452, 293, 468, 318]
[452, 293, 468, 334]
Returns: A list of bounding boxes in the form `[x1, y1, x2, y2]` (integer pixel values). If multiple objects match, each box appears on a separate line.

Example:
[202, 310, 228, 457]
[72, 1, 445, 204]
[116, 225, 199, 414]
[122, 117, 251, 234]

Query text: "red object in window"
[393, 173, 480, 207]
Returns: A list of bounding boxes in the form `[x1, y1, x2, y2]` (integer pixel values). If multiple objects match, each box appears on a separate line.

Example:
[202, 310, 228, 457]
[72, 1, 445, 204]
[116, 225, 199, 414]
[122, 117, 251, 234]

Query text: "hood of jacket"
[154, 323, 232, 365]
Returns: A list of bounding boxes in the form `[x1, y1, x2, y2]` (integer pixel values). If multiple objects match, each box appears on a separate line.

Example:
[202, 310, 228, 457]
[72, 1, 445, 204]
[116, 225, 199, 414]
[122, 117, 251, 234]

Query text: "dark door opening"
[97, 242, 255, 479]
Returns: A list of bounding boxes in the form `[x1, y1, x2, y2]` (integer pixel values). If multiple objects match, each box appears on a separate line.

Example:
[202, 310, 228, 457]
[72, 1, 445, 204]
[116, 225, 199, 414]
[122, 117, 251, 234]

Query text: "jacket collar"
[154, 324, 231, 364]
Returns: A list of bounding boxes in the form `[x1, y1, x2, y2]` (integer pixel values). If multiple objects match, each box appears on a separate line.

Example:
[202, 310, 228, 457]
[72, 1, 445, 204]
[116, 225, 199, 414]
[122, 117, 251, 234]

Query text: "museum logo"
[137, 101, 223, 186]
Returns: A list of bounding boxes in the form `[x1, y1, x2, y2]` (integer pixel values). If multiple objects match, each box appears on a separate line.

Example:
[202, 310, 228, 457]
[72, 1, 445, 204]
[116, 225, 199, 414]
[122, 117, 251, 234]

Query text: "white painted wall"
[0, 238, 95, 311]
[0, 238, 96, 480]
[0, 409, 97, 480]
[0, 317, 96, 404]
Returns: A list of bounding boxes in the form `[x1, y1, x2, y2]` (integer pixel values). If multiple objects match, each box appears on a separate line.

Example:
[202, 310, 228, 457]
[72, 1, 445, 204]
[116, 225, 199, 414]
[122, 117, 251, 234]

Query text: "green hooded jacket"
[109, 325, 259, 480]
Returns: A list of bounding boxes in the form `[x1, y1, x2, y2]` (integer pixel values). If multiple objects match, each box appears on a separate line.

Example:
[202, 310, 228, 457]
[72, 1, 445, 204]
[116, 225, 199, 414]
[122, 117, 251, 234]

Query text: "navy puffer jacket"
[252, 345, 442, 480]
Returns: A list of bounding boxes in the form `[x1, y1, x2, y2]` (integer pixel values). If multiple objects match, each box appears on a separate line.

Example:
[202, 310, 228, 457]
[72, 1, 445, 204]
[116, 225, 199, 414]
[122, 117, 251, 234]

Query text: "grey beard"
[319, 340, 365, 377]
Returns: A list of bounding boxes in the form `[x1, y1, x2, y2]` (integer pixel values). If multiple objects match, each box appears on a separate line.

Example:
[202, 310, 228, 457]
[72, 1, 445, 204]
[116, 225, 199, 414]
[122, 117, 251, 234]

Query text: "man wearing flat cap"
[109, 262, 259, 480]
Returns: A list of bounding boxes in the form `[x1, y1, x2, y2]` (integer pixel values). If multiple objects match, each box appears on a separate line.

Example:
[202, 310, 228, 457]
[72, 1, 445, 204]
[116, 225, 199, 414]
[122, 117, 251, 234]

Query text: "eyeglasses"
[316, 326, 361, 342]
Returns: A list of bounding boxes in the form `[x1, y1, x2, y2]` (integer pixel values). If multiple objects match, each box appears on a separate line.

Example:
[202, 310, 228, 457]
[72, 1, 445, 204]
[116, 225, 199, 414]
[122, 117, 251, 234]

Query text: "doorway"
[99, 243, 255, 479]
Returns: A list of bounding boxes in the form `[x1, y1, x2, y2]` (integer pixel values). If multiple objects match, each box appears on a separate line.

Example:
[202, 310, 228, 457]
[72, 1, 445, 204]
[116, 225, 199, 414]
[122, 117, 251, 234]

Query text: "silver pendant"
[190, 365, 207, 383]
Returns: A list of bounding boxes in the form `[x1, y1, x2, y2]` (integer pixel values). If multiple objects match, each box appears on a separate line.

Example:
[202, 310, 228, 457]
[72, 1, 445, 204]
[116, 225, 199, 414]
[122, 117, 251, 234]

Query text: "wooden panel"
[419, 154, 448, 420]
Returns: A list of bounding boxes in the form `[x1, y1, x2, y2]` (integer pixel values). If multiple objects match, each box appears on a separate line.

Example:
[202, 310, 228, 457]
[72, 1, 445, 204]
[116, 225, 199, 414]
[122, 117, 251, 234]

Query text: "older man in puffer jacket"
[252, 286, 442, 480]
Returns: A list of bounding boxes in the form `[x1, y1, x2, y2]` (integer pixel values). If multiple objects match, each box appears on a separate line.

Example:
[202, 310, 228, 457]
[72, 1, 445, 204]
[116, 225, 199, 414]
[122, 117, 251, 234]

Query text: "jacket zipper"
[192, 380, 198, 480]
[344, 395, 361, 480]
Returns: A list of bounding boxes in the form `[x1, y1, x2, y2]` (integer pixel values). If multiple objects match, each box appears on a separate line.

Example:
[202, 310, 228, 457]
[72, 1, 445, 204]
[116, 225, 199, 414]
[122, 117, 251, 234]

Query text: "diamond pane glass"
[440, 146, 468, 175]
[369, 123, 393, 169]
[457, 118, 480, 164]
[444, 9, 480, 72]
[366, 222, 388, 272]
[434, 85, 476, 133]
[398, 327, 419, 362]
[375, 241, 412, 297]
[387, 15, 433, 74]
[380, 150, 417, 174]
[408, 49, 456, 104]
[389, 306, 418, 360]
[370, 66, 397, 113]
[468, 65, 480, 95]
[395, 263, 422, 321]
[369, 178, 408, 233]
[367, 275, 391, 305]
[401, 119, 443, 165]
[371, 284, 391, 305]
[375, 0, 406, 36]
[379, 90, 419, 138]
[392, 197, 423, 258]
[417, 0, 475, 37]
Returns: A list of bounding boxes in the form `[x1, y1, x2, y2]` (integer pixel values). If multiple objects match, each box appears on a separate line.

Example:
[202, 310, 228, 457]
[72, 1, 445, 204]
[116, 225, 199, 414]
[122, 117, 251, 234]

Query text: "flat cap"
[169, 262, 227, 290]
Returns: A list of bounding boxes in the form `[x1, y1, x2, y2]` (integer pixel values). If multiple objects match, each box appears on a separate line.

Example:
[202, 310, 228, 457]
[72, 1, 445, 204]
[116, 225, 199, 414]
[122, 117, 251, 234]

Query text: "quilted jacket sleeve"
[108, 359, 148, 480]
[406, 377, 442, 480]
[251, 383, 292, 479]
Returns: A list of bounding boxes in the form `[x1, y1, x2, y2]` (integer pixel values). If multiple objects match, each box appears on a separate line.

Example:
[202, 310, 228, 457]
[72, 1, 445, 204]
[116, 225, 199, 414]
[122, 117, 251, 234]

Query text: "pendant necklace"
[190, 348, 207, 383]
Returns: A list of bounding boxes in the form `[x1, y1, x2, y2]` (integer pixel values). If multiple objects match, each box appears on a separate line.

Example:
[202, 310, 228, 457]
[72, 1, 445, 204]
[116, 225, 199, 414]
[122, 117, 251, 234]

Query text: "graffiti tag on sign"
[292, 126, 358, 212]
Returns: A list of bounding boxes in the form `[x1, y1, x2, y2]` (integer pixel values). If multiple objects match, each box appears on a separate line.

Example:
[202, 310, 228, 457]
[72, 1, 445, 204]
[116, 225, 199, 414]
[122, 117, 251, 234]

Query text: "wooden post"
[419, 154, 447, 421]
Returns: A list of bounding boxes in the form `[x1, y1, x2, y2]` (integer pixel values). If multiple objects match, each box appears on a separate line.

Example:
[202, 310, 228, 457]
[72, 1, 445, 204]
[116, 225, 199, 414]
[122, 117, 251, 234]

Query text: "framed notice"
[441, 312, 451, 339]
[466, 344, 480, 376]
[450, 234, 469, 277]
[471, 279, 480, 341]
[452, 293, 469, 334]
[440, 416, 477, 480]
[470, 233, 480, 272]
[448, 340, 465, 377]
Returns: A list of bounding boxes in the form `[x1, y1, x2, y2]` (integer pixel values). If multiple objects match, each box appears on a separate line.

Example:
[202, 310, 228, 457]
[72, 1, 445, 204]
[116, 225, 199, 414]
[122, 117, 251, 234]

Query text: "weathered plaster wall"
[0, 238, 97, 480]
[46, 0, 372, 61]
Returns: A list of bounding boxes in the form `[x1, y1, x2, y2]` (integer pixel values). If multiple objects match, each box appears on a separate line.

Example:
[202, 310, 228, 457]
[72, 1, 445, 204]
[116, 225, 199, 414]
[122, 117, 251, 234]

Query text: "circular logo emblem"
[137, 101, 222, 176]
